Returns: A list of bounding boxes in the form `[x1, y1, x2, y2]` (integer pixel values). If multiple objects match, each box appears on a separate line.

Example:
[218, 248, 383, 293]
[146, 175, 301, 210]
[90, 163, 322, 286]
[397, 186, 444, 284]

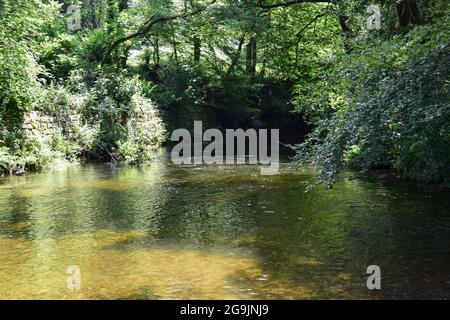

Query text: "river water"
[0, 153, 449, 299]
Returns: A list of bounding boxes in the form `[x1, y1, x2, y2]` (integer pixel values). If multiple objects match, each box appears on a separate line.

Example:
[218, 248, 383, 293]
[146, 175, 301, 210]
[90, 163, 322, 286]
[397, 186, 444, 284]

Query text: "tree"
[246, 36, 257, 76]
[396, 0, 420, 28]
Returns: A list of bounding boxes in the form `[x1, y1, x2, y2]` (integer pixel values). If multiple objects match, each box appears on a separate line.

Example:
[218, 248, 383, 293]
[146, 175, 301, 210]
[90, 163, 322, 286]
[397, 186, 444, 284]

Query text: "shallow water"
[0, 154, 449, 299]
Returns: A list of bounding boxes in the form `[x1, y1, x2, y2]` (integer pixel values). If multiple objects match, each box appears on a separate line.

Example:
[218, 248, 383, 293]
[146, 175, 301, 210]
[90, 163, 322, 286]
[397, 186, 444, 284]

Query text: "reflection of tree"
[245, 173, 450, 299]
[0, 189, 33, 237]
[238, 174, 396, 299]
[2, 163, 450, 298]
[154, 170, 258, 245]
[358, 175, 450, 299]
[73, 164, 171, 233]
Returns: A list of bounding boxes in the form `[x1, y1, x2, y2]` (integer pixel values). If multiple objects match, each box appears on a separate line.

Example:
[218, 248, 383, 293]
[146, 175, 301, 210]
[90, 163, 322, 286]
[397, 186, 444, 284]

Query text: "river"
[0, 152, 449, 299]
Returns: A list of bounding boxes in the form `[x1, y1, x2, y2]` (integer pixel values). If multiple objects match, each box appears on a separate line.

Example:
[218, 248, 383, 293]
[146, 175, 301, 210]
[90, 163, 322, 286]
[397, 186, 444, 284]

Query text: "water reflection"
[0, 157, 449, 299]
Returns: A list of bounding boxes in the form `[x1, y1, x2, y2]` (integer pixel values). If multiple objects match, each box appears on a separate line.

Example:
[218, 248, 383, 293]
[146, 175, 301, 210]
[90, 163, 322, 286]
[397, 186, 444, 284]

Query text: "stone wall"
[23, 111, 81, 141]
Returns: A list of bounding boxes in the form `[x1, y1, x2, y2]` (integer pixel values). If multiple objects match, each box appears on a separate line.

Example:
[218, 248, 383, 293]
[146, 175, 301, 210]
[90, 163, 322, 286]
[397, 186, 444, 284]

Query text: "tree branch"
[102, 0, 217, 65]
[249, 0, 331, 10]
[295, 12, 326, 38]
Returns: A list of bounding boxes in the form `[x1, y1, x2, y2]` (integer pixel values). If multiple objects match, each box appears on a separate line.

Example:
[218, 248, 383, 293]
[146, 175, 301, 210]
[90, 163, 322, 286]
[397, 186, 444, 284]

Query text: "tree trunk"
[119, 0, 128, 11]
[193, 36, 201, 63]
[171, 25, 179, 65]
[93, 1, 101, 29]
[226, 35, 245, 76]
[396, 0, 420, 28]
[338, 15, 352, 52]
[246, 37, 257, 76]
[79, 0, 101, 29]
[119, 45, 130, 69]
[153, 36, 160, 66]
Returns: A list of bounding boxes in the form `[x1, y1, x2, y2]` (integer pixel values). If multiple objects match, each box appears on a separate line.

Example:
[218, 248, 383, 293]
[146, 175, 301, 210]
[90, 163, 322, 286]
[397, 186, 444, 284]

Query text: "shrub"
[82, 70, 166, 161]
[294, 16, 450, 187]
[117, 94, 166, 163]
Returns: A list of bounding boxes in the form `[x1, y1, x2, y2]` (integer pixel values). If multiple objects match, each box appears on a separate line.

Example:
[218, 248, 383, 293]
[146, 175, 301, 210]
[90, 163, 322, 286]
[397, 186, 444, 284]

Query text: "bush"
[0, 147, 22, 175]
[82, 70, 166, 161]
[117, 94, 166, 163]
[38, 34, 80, 81]
[294, 16, 450, 187]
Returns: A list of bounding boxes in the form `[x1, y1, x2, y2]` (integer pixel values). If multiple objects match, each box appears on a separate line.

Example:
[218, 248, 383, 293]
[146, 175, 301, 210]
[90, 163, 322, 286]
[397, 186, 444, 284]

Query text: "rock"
[30, 111, 38, 121]
[14, 168, 26, 176]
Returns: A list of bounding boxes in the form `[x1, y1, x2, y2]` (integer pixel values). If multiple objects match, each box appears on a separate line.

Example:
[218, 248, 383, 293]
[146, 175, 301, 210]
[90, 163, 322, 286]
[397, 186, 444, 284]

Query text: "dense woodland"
[0, 0, 449, 186]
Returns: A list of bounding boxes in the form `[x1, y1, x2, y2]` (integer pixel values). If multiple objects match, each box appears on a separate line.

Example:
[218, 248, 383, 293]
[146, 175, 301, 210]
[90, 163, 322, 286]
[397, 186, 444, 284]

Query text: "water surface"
[1, 155, 449, 299]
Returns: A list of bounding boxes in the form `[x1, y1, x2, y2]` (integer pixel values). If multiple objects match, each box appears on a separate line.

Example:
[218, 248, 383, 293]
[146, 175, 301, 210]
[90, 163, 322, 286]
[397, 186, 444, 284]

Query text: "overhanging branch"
[102, 0, 217, 65]
[250, 0, 332, 10]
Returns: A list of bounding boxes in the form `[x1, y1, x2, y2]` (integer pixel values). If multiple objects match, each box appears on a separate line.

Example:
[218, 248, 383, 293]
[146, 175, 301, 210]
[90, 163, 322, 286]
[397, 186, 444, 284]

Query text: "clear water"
[1, 153, 449, 299]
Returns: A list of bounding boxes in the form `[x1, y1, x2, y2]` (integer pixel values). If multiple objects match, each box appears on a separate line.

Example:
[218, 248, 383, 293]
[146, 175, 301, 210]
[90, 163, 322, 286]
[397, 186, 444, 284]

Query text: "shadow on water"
[0, 155, 449, 299]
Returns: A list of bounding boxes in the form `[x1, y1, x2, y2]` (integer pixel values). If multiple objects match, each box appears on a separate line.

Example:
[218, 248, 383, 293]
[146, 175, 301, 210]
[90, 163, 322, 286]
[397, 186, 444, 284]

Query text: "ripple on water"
[0, 163, 450, 299]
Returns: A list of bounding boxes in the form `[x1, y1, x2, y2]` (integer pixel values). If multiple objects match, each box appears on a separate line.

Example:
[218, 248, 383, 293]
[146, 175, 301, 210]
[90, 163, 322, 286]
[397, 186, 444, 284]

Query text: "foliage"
[81, 70, 166, 161]
[294, 14, 450, 187]
[117, 94, 166, 163]
[0, 0, 448, 185]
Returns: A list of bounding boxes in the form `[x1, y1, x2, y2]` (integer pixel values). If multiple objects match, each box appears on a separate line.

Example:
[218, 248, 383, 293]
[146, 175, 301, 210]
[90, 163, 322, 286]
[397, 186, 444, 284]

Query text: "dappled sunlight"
[1, 163, 450, 299]
[295, 257, 323, 266]
[0, 230, 315, 300]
